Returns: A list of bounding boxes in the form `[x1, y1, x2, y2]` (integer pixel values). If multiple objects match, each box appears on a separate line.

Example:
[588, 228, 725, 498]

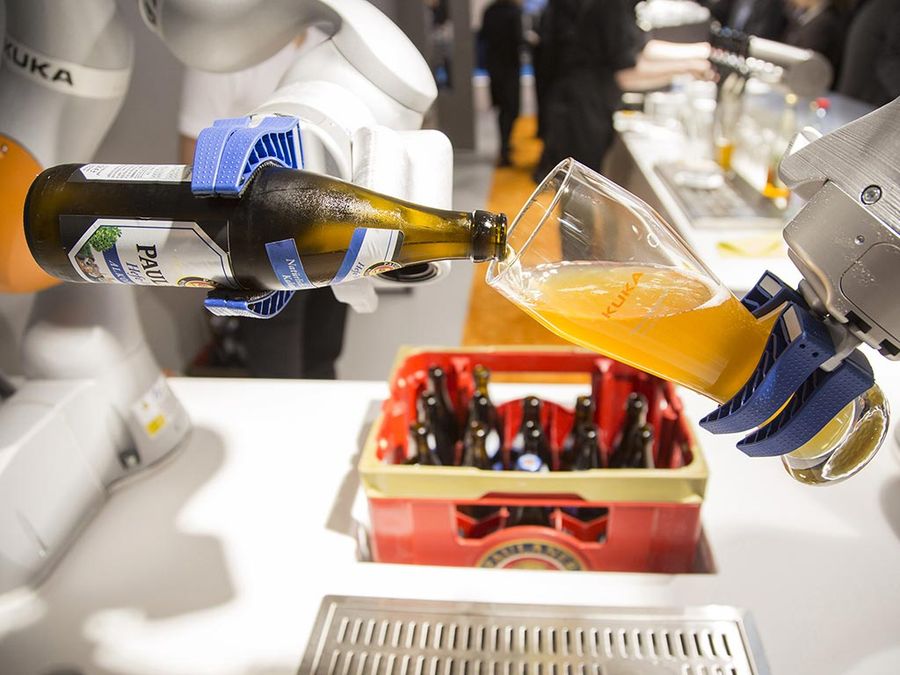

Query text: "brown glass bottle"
[468, 365, 503, 462]
[571, 425, 602, 471]
[419, 392, 455, 465]
[24, 163, 507, 290]
[405, 423, 441, 466]
[461, 421, 493, 470]
[609, 393, 648, 469]
[560, 395, 594, 470]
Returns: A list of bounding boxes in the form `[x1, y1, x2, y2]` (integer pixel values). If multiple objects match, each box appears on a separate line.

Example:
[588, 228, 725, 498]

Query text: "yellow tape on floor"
[462, 117, 582, 382]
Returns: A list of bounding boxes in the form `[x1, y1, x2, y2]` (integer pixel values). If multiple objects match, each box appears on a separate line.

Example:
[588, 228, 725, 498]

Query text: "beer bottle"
[419, 392, 455, 465]
[509, 396, 542, 469]
[471, 365, 501, 432]
[560, 395, 594, 470]
[571, 425, 602, 471]
[24, 164, 507, 290]
[428, 366, 460, 450]
[514, 427, 551, 472]
[405, 423, 441, 466]
[461, 421, 493, 470]
[506, 504, 550, 528]
[473, 364, 493, 399]
[468, 393, 503, 465]
[636, 425, 656, 469]
[609, 393, 648, 469]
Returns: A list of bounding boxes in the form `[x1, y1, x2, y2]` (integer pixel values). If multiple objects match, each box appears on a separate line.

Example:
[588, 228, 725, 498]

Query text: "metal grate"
[299, 596, 769, 675]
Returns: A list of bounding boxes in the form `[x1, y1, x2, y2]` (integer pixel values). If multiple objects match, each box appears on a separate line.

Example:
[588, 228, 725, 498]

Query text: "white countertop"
[1, 363, 899, 675]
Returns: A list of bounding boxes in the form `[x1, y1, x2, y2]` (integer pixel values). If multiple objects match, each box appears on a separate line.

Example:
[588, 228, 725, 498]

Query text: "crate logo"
[478, 539, 585, 571]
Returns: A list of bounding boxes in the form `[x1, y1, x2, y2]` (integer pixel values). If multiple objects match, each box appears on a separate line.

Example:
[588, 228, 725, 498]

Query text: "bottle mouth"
[471, 210, 509, 262]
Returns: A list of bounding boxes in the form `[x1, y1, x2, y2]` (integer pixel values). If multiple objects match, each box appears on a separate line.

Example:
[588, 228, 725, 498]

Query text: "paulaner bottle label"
[67, 218, 236, 289]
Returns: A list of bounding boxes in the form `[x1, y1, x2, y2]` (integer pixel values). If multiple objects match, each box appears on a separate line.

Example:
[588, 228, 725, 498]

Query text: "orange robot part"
[0, 134, 59, 293]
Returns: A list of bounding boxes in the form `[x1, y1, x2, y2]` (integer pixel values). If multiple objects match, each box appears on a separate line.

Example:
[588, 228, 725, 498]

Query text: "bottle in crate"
[637, 425, 656, 469]
[405, 423, 441, 466]
[418, 392, 455, 465]
[461, 421, 493, 470]
[510, 396, 543, 469]
[560, 395, 595, 470]
[514, 427, 552, 472]
[427, 366, 459, 462]
[468, 365, 503, 463]
[571, 425, 603, 471]
[609, 392, 648, 469]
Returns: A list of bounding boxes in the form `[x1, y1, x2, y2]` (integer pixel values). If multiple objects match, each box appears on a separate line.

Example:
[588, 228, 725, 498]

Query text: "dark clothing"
[238, 287, 347, 379]
[728, 0, 788, 39]
[701, 0, 737, 24]
[838, 0, 900, 107]
[537, 0, 641, 176]
[481, 0, 524, 161]
[482, 1, 523, 74]
[783, 5, 845, 86]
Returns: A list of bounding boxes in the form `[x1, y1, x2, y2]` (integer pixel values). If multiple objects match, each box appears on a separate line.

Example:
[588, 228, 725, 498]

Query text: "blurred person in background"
[480, 0, 525, 167]
[701, 0, 789, 38]
[783, 0, 846, 84]
[426, 0, 454, 89]
[535, 0, 710, 179]
[179, 29, 348, 380]
[837, 0, 900, 106]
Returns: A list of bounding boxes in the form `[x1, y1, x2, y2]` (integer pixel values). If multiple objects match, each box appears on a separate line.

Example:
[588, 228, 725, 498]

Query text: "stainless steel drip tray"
[300, 596, 770, 675]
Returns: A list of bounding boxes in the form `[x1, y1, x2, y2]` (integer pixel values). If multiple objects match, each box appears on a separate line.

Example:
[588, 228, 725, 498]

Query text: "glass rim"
[486, 157, 722, 289]
[486, 158, 577, 288]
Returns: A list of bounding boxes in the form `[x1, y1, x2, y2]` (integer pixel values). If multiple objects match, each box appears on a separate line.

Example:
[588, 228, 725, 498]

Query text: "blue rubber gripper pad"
[700, 303, 834, 434]
[740, 270, 807, 318]
[204, 290, 295, 319]
[191, 115, 302, 196]
[736, 349, 874, 457]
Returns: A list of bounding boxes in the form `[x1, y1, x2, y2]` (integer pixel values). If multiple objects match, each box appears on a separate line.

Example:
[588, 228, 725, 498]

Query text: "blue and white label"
[332, 227, 404, 284]
[68, 219, 235, 288]
[265, 238, 315, 290]
[515, 453, 548, 473]
[265, 227, 404, 290]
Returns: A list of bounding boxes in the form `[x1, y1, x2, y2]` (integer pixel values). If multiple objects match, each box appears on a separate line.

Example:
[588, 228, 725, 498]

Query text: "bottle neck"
[469, 210, 508, 262]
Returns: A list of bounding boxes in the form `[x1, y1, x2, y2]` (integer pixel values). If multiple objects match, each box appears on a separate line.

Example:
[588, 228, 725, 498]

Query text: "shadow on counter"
[0, 427, 235, 675]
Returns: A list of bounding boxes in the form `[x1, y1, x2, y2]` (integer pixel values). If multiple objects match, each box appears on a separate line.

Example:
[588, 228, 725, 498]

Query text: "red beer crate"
[359, 347, 708, 573]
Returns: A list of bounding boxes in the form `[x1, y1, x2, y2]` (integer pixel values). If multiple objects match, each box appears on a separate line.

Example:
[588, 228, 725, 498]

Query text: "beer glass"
[486, 159, 888, 484]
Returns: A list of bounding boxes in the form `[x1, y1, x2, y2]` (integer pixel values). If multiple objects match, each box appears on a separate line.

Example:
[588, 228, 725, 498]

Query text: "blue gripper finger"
[204, 289, 295, 319]
[736, 349, 874, 457]
[700, 303, 834, 434]
[191, 115, 302, 197]
[739, 271, 807, 318]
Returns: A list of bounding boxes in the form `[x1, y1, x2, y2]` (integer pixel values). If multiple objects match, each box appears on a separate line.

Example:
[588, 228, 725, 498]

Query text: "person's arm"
[615, 40, 712, 92]
[641, 39, 711, 62]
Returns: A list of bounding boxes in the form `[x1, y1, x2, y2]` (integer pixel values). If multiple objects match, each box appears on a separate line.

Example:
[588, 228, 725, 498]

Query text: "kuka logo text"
[601, 272, 644, 319]
[3, 40, 74, 87]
